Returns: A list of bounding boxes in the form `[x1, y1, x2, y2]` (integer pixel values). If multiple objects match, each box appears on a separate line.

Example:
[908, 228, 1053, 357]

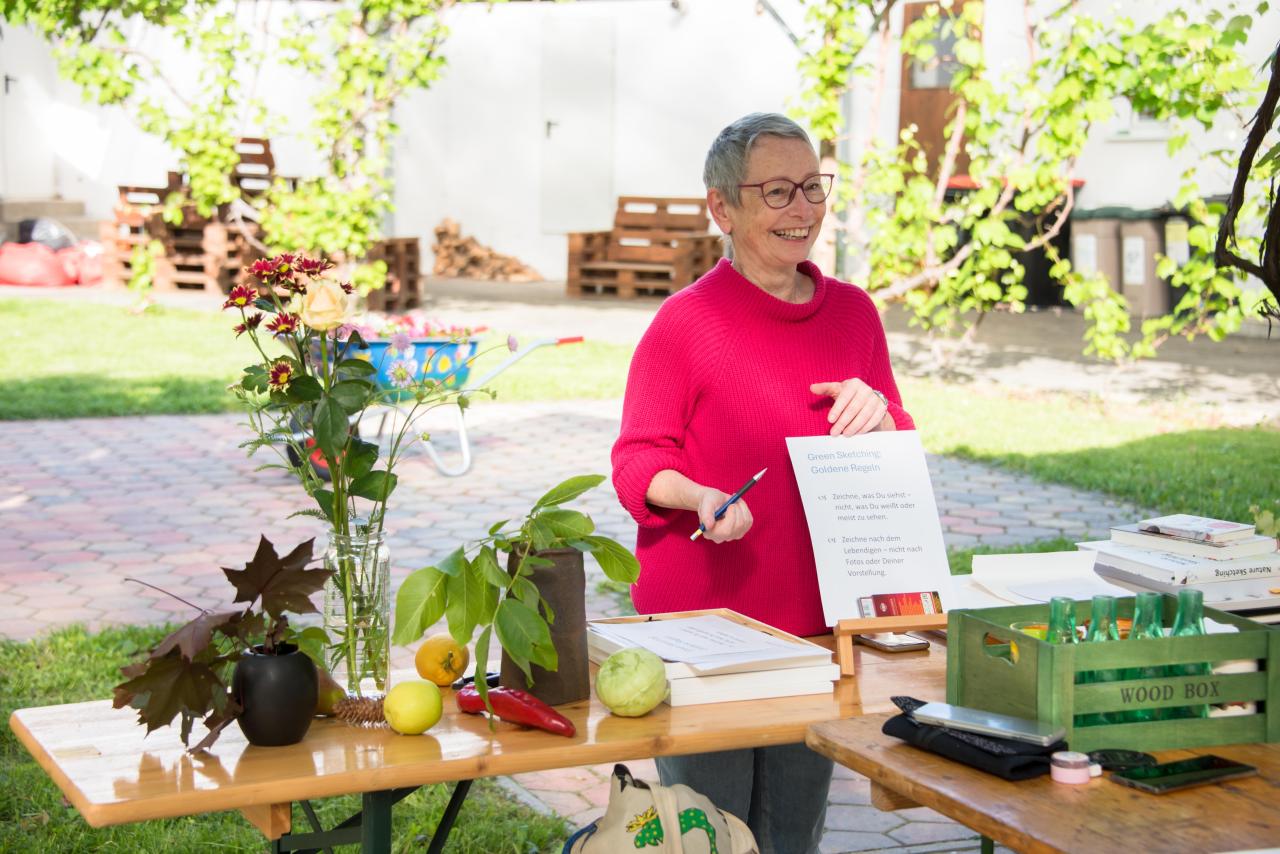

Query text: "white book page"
[588, 615, 821, 673]
[971, 551, 1130, 604]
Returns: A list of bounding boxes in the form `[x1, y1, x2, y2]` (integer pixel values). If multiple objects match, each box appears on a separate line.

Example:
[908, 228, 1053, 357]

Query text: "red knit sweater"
[611, 258, 915, 637]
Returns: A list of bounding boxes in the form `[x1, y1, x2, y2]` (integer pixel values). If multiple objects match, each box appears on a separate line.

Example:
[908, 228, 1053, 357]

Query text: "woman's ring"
[871, 388, 888, 407]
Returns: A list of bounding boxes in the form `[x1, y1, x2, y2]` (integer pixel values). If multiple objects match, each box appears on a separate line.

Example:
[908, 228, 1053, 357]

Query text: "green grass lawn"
[0, 625, 568, 853]
[5, 297, 1278, 522]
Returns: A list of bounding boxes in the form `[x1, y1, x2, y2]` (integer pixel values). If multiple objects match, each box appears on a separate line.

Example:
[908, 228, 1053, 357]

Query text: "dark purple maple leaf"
[222, 536, 332, 618]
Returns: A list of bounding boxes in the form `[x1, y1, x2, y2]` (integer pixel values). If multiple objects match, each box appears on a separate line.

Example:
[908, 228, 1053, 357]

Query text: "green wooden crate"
[946, 596, 1280, 753]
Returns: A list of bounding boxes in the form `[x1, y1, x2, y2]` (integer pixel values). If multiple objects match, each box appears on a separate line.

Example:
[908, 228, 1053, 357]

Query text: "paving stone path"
[1, 397, 1138, 852]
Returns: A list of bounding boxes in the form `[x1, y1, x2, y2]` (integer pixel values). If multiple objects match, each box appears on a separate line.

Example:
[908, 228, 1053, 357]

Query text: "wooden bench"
[566, 196, 722, 298]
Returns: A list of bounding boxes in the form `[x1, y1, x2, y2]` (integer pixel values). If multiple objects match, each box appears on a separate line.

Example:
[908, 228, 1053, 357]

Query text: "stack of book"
[586, 610, 840, 706]
[1079, 514, 1279, 590]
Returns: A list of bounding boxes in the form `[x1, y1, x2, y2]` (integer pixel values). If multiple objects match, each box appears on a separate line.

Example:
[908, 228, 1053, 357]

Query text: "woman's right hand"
[696, 487, 753, 543]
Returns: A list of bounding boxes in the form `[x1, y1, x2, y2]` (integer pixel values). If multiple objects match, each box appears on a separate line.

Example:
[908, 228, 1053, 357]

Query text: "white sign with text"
[785, 431, 954, 625]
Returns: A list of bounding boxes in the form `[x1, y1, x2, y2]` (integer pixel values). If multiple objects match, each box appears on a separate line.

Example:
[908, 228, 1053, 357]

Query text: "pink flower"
[386, 359, 418, 389]
[222, 284, 257, 311]
[336, 323, 358, 342]
[266, 313, 300, 337]
[390, 332, 413, 354]
[268, 359, 295, 391]
[507, 334, 518, 353]
[233, 313, 264, 337]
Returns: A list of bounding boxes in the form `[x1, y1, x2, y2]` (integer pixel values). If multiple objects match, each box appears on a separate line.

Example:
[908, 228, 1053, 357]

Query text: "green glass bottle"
[1075, 595, 1121, 728]
[1123, 592, 1168, 723]
[1170, 588, 1211, 719]
[1047, 596, 1079, 645]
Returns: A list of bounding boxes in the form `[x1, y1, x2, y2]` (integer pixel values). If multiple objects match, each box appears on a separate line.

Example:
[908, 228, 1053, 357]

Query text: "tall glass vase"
[323, 528, 391, 697]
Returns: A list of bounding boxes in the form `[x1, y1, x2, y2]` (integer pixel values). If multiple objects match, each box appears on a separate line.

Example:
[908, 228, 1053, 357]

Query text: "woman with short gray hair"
[611, 112, 915, 852]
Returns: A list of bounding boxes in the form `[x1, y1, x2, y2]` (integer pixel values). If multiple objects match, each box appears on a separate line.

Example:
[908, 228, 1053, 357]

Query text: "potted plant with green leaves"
[393, 475, 640, 707]
[114, 535, 335, 751]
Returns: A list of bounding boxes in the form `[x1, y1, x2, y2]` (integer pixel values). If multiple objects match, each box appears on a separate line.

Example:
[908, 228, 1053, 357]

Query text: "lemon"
[415, 634, 470, 687]
[383, 681, 443, 735]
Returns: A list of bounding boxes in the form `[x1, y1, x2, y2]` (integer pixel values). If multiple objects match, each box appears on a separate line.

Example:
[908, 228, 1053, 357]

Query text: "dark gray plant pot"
[500, 547, 590, 706]
[233, 643, 317, 747]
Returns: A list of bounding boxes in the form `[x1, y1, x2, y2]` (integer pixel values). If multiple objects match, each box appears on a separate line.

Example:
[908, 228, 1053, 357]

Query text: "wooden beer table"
[10, 642, 944, 853]
[807, 712, 1280, 854]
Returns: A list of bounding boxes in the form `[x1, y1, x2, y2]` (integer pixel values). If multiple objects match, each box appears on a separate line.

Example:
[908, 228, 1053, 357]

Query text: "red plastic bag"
[55, 243, 103, 286]
[0, 241, 74, 287]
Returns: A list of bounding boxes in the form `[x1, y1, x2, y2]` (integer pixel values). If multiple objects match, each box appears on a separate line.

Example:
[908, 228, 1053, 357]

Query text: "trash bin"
[1071, 207, 1178, 317]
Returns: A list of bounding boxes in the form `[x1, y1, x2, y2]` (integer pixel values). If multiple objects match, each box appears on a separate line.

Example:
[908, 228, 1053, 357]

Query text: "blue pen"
[690, 468, 767, 541]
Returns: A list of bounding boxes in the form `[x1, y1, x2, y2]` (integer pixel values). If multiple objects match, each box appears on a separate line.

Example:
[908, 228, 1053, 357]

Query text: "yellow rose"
[299, 279, 354, 331]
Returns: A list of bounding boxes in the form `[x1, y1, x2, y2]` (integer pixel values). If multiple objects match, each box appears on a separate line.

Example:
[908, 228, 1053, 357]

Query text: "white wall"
[394, 0, 810, 279]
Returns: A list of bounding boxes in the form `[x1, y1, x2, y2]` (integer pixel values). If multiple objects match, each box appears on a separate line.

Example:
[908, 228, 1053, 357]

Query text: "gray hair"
[703, 113, 816, 208]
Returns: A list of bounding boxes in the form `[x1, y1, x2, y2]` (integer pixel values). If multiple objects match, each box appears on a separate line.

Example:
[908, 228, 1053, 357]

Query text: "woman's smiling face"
[711, 134, 825, 277]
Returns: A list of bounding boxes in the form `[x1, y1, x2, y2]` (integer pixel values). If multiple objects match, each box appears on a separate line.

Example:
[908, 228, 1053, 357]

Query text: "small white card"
[785, 431, 954, 625]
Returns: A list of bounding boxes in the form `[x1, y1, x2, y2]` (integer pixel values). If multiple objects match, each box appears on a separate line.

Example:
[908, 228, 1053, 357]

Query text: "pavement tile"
[887, 820, 983, 845]
[825, 804, 906, 833]
[820, 830, 899, 852]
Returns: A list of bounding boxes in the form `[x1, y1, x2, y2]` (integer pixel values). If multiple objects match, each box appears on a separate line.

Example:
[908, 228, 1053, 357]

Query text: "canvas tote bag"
[564, 764, 758, 854]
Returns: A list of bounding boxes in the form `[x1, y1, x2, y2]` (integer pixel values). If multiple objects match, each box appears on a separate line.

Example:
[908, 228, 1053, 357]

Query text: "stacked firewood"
[431, 218, 541, 282]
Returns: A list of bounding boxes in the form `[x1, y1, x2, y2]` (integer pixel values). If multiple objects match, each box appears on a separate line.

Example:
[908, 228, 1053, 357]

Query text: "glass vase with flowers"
[223, 254, 494, 696]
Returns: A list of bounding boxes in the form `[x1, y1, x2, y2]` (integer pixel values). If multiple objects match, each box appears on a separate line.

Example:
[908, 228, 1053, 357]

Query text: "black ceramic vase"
[499, 547, 590, 706]
[233, 643, 318, 747]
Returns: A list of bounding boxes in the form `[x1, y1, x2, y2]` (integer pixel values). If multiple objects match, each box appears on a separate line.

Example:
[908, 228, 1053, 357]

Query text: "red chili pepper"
[455, 685, 576, 738]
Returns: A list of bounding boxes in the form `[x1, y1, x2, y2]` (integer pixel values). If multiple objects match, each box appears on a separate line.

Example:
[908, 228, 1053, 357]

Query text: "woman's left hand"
[810, 379, 893, 436]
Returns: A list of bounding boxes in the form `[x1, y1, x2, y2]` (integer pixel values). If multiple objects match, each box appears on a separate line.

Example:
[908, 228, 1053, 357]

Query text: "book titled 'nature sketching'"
[586, 610, 839, 706]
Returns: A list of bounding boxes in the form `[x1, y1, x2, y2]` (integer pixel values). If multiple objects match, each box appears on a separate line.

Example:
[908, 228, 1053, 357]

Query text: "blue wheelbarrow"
[290, 335, 583, 479]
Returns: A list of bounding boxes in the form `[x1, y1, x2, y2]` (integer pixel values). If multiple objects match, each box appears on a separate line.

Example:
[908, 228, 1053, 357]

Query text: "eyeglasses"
[737, 173, 834, 209]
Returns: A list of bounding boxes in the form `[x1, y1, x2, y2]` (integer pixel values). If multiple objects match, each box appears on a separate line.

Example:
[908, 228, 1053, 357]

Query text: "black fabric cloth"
[882, 696, 1065, 781]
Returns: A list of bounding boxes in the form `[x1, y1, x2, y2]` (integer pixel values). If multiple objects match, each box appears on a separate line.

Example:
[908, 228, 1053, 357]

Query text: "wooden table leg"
[869, 781, 921, 811]
[240, 802, 291, 839]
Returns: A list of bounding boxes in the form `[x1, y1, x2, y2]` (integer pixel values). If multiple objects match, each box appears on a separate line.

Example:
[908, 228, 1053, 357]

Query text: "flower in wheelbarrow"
[268, 359, 296, 391]
[390, 331, 413, 355]
[387, 358, 419, 389]
[299, 278, 355, 331]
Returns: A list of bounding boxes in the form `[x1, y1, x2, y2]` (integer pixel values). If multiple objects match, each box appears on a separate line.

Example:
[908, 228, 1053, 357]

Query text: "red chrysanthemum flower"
[295, 256, 335, 276]
[268, 359, 295, 391]
[266, 313, 301, 337]
[339, 281, 354, 294]
[247, 254, 299, 290]
[233, 312, 264, 337]
[222, 284, 258, 311]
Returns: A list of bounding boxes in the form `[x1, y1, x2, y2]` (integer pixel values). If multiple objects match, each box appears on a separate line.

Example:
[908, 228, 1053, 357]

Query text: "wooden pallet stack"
[364, 237, 425, 313]
[566, 197, 722, 298]
[99, 185, 263, 294]
[97, 138, 417, 302]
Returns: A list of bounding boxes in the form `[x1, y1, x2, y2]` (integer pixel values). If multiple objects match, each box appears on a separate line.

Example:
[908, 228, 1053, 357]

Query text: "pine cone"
[334, 695, 387, 727]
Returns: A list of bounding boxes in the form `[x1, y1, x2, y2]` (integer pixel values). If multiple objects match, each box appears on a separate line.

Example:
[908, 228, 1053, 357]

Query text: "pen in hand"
[690, 468, 767, 541]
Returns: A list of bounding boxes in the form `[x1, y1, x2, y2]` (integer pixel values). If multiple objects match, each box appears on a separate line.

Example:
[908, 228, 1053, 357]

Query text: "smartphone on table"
[854, 632, 929, 653]
[1109, 755, 1257, 794]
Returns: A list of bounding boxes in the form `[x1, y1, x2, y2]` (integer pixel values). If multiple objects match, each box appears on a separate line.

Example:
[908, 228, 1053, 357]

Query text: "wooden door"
[898, 1, 972, 179]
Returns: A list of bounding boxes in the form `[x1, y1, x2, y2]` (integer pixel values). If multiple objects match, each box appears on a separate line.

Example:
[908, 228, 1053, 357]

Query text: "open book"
[587, 609, 839, 706]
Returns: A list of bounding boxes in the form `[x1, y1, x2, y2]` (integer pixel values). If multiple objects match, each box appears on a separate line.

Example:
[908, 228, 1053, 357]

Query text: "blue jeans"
[656, 744, 832, 854]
